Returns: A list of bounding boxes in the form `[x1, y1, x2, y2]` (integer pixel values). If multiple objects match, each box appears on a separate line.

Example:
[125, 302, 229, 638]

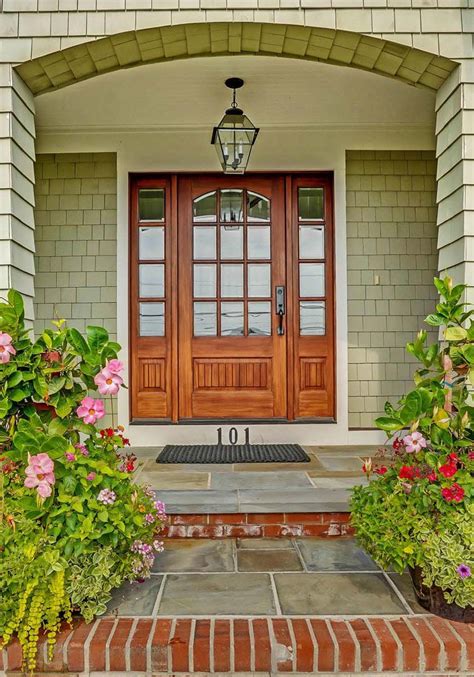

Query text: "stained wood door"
[177, 175, 288, 419]
[130, 173, 335, 422]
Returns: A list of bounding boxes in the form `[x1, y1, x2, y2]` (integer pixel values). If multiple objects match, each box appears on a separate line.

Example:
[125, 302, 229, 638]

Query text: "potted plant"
[0, 290, 167, 672]
[351, 277, 473, 622]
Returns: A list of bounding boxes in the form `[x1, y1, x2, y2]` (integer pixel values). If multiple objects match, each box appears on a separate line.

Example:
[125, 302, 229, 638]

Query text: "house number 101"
[217, 427, 250, 446]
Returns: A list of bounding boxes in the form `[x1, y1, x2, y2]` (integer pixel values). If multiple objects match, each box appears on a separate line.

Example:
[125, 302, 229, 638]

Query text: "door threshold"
[130, 417, 336, 425]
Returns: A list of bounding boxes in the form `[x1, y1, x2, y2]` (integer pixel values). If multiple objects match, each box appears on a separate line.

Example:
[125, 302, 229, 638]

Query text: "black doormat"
[157, 444, 310, 464]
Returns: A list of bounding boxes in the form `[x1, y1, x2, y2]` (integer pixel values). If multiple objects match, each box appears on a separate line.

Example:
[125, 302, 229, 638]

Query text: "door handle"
[275, 285, 285, 336]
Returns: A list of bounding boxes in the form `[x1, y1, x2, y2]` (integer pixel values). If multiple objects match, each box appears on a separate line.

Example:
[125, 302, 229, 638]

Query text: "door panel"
[129, 173, 335, 422]
[178, 175, 287, 419]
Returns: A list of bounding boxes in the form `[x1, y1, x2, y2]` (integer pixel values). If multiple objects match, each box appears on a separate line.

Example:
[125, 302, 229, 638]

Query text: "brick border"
[162, 512, 352, 538]
[2, 616, 472, 673]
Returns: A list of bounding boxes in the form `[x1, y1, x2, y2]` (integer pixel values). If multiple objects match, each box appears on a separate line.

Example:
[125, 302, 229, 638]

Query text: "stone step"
[162, 512, 352, 538]
[4, 615, 472, 674]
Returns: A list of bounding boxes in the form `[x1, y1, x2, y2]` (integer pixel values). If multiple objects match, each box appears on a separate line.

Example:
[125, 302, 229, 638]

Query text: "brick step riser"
[163, 512, 352, 538]
[3, 616, 472, 674]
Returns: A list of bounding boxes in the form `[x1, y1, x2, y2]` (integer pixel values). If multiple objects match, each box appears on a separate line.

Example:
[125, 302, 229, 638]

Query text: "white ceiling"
[35, 55, 435, 131]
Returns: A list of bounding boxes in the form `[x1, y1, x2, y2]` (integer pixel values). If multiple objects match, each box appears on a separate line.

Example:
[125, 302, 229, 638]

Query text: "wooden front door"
[130, 173, 335, 422]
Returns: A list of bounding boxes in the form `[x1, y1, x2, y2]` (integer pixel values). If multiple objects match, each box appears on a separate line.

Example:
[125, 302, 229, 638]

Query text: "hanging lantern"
[211, 78, 259, 174]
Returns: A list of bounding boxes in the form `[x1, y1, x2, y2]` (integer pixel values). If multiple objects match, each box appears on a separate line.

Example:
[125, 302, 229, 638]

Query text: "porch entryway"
[130, 173, 335, 423]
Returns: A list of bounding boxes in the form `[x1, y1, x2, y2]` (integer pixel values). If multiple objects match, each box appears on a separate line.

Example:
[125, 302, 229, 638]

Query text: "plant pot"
[409, 566, 474, 622]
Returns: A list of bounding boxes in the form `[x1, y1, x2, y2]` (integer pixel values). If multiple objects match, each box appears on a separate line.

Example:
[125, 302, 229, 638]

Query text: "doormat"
[156, 444, 310, 464]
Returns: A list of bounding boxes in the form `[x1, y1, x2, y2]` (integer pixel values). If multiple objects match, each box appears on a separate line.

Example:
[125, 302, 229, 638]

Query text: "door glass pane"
[193, 191, 217, 222]
[300, 301, 325, 335]
[194, 226, 216, 260]
[139, 226, 164, 260]
[194, 302, 217, 336]
[139, 302, 165, 336]
[194, 264, 216, 297]
[247, 192, 270, 222]
[138, 189, 164, 222]
[248, 226, 270, 260]
[298, 187, 324, 221]
[139, 264, 164, 298]
[220, 226, 243, 259]
[299, 263, 325, 297]
[248, 264, 271, 297]
[220, 189, 243, 223]
[221, 264, 243, 298]
[248, 302, 271, 336]
[299, 226, 324, 259]
[221, 302, 244, 336]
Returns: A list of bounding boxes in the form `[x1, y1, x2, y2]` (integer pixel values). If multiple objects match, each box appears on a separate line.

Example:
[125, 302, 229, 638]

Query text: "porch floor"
[133, 445, 386, 513]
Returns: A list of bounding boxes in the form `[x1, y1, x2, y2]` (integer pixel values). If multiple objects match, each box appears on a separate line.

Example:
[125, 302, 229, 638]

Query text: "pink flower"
[65, 452, 76, 462]
[0, 333, 16, 364]
[402, 431, 427, 453]
[106, 359, 124, 374]
[94, 368, 123, 396]
[75, 443, 89, 457]
[76, 397, 105, 424]
[457, 564, 471, 579]
[24, 452, 55, 499]
[86, 472, 96, 481]
[98, 488, 116, 505]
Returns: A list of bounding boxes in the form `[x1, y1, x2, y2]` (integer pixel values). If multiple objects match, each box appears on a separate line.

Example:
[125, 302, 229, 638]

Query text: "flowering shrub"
[351, 278, 474, 611]
[0, 291, 166, 671]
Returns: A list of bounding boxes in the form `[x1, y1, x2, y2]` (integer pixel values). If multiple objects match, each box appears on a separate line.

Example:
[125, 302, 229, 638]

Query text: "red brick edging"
[162, 512, 353, 538]
[3, 615, 472, 673]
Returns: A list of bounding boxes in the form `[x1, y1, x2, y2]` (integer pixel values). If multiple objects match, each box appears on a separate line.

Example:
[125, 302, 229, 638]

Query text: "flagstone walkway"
[107, 538, 419, 617]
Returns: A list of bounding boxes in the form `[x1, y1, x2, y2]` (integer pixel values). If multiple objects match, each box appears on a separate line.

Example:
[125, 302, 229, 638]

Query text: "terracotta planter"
[409, 566, 474, 622]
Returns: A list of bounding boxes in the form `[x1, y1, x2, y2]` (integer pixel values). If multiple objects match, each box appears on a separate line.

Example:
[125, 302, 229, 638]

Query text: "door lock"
[275, 286, 285, 336]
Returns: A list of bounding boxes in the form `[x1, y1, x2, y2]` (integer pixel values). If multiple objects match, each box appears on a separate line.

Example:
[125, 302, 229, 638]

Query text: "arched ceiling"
[16, 22, 456, 96]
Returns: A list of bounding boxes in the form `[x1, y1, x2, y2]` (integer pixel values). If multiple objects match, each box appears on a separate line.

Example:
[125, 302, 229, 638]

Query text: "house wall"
[346, 149, 438, 428]
[33, 153, 117, 338]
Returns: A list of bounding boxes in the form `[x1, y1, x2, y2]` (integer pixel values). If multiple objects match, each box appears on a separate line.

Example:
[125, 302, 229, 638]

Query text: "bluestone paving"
[389, 572, 430, 614]
[237, 548, 303, 572]
[152, 539, 234, 573]
[107, 576, 163, 616]
[211, 471, 313, 490]
[274, 573, 408, 615]
[237, 538, 294, 550]
[157, 573, 276, 615]
[157, 490, 239, 513]
[295, 538, 380, 572]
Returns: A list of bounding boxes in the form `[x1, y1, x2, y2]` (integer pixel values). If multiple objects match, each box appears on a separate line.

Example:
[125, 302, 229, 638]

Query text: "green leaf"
[445, 326, 467, 341]
[68, 327, 89, 355]
[7, 289, 24, 317]
[48, 376, 66, 395]
[0, 397, 11, 418]
[425, 314, 445, 327]
[7, 372, 23, 388]
[375, 416, 403, 432]
[86, 326, 109, 354]
[48, 417, 68, 436]
[9, 387, 30, 401]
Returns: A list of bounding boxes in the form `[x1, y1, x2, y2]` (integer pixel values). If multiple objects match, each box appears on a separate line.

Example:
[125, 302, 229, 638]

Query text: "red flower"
[468, 451, 474, 460]
[392, 437, 404, 451]
[399, 465, 416, 480]
[375, 466, 388, 475]
[439, 463, 457, 478]
[427, 471, 437, 483]
[448, 452, 458, 462]
[106, 428, 114, 437]
[442, 483, 465, 502]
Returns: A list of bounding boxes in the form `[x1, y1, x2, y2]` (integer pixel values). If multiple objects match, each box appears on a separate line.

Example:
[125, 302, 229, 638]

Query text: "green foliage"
[351, 277, 474, 610]
[0, 290, 121, 446]
[0, 291, 166, 671]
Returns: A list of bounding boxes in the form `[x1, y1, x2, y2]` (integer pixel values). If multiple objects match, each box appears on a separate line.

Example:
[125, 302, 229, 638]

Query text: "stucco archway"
[16, 22, 456, 96]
